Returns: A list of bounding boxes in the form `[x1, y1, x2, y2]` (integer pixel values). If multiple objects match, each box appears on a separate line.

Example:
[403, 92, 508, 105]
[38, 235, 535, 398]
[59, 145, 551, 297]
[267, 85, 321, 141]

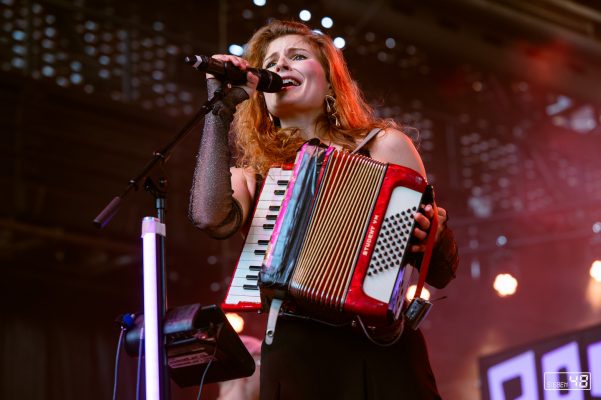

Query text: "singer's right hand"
[207, 55, 259, 97]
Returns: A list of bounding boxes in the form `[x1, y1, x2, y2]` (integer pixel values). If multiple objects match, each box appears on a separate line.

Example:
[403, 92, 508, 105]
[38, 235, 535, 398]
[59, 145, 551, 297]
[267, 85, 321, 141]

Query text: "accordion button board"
[362, 186, 422, 303]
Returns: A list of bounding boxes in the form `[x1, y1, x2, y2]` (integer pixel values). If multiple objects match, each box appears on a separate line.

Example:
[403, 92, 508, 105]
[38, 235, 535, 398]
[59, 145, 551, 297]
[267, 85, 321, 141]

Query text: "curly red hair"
[233, 20, 392, 176]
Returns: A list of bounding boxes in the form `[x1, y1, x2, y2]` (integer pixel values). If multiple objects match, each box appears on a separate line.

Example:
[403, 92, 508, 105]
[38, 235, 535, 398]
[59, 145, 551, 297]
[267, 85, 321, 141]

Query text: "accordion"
[222, 142, 435, 338]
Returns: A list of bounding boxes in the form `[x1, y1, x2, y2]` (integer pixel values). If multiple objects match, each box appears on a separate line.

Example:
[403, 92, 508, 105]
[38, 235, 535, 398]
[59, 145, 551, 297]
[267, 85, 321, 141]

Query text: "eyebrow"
[263, 47, 311, 64]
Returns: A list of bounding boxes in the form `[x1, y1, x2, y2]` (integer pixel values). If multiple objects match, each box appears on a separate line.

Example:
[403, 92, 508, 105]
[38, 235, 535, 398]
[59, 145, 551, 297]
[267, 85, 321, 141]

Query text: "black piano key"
[258, 240, 269, 246]
[249, 265, 262, 271]
[269, 205, 280, 211]
[246, 274, 259, 280]
[254, 249, 266, 255]
[243, 284, 259, 290]
[266, 214, 277, 221]
[274, 190, 286, 195]
[277, 180, 289, 186]
[263, 223, 274, 229]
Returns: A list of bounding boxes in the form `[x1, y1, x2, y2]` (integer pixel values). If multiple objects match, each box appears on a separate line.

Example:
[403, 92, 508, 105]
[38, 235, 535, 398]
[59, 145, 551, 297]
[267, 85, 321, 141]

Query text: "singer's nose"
[274, 56, 290, 72]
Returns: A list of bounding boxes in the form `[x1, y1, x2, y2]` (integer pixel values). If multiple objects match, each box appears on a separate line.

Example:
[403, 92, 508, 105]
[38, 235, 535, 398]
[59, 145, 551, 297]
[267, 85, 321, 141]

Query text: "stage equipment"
[125, 304, 255, 386]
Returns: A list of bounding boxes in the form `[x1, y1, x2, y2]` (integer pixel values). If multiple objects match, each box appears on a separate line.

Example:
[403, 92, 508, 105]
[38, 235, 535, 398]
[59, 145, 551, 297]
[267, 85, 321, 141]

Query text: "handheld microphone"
[184, 55, 283, 93]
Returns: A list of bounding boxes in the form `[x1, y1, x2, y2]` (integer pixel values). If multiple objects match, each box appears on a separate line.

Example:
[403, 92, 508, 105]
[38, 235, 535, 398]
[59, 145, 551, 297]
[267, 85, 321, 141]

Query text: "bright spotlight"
[333, 36, 346, 49]
[321, 16, 334, 29]
[225, 312, 245, 333]
[406, 284, 431, 301]
[493, 273, 518, 297]
[591, 260, 601, 282]
[299, 10, 311, 21]
[253, 0, 266, 6]
[228, 44, 244, 56]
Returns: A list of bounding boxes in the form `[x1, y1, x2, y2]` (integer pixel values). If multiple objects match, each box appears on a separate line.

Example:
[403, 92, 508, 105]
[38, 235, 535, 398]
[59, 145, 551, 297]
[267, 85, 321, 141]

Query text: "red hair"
[233, 20, 391, 175]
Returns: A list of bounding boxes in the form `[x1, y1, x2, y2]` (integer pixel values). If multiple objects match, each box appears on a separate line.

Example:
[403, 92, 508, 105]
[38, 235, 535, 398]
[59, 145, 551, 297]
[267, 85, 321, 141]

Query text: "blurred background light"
[299, 9, 311, 21]
[406, 284, 431, 301]
[493, 273, 518, 297]
[333, 36, 345, 49]
[591, 260, 601, 283]
[321, 16, 333, 29]
[225, 312, 245, 333]
[228, 43, 244, 56]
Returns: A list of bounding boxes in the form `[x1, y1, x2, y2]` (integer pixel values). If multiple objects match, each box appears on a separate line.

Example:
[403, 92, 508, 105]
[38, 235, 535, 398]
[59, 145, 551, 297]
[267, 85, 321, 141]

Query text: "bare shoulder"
[366, 128, 426, 177]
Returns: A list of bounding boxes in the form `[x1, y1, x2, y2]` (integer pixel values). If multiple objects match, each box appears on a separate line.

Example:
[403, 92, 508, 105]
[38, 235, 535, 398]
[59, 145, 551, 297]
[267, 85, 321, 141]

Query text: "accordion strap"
[351, 128, 383, 154]
[414, 204, 439, 298]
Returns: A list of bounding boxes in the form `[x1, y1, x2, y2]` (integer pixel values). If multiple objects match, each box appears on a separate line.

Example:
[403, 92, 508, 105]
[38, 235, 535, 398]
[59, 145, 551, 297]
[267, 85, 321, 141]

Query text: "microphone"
[184, 55, 283, 93]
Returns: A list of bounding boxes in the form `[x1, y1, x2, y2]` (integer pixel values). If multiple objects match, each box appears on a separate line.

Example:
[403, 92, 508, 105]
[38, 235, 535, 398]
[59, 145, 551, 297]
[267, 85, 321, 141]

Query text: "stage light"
[253, 0, 266, 6]
[406, 284, 431, 301]
[470, 259, 481, 279]
[228, 44, 244, 56]
[299, 10, 311, 21]
[321, 17, 333, 29]
[12, 30, 25, 41]
[591, 260, 601, 282]
[41, 65, 54, 77]
[496, 235, 507, 247]
[69, 74, 83, 85]
[593, 222, 601, 234]
[493, 273, 518, 297]
[226, 313, 245, 333]
[333, 37, 345, 49]
[385, 38, 396, 49]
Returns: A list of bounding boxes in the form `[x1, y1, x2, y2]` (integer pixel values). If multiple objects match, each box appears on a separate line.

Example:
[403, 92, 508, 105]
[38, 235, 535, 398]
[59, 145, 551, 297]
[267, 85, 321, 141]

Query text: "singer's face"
[262, 35, 329, 122]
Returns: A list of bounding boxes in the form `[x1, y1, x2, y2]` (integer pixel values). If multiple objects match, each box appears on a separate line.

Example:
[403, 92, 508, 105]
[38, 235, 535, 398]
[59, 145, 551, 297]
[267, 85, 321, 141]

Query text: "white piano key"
[223, 294, 261, 305]
[230, 275, 260, 287]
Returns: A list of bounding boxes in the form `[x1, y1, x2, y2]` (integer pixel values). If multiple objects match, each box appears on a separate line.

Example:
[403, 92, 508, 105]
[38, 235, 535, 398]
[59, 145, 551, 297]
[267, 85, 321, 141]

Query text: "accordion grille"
[289, 151, 386, 310]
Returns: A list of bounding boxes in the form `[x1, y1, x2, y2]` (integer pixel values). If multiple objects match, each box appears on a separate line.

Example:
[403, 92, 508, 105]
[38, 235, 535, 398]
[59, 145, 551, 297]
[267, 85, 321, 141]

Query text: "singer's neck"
[279, 110, 323, 140]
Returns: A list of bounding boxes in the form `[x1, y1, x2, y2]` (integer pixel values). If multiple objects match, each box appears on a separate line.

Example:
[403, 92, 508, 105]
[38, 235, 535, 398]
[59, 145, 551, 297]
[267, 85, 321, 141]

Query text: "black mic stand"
[93, 86, 227, 400]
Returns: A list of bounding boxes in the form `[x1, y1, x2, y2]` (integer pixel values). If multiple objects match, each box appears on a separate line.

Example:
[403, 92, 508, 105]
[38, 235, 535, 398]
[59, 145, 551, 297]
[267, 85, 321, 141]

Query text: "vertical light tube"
[142, 217, 166, 400]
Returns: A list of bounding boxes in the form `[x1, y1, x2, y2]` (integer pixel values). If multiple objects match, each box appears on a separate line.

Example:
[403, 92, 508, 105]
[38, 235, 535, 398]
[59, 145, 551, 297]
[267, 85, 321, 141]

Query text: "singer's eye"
[265, 61, 276, 69]
[291, 54, 307, 61]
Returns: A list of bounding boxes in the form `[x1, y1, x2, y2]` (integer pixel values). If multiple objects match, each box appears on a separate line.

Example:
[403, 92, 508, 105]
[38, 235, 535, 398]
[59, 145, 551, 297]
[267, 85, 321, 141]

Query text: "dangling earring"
[325, 94, 341, 128]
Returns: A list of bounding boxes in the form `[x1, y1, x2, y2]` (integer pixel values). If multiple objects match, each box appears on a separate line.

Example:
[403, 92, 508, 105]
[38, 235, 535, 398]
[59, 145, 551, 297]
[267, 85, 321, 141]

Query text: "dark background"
[1, 0, 601, 399]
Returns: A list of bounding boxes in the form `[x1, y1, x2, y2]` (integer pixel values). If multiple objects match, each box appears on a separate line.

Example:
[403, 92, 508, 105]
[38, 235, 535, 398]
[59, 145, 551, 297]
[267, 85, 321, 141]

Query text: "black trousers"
[260, 318, 442, 400]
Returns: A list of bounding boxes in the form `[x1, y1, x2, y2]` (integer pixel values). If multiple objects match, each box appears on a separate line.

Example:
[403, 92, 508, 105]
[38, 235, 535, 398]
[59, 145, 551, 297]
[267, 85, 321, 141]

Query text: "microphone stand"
[93, 86, 227, 400]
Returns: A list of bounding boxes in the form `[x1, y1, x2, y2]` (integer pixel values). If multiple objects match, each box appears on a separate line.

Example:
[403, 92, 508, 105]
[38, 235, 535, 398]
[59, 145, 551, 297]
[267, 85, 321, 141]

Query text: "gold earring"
[325, 94, 341, 128]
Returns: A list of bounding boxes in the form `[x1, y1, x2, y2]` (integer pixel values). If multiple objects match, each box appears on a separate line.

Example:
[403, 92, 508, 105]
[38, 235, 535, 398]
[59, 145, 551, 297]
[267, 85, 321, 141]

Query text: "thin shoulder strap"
[351, 127, 383, 154]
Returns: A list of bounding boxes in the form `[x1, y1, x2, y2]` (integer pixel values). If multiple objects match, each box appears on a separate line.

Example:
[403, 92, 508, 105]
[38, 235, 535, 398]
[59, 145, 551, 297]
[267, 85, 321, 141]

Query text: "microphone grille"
[256, 70, 283, 93]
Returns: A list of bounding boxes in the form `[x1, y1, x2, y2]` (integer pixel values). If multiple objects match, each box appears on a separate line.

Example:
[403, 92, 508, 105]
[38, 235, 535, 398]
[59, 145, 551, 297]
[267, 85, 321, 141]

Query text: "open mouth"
[281, 77, 301, 88]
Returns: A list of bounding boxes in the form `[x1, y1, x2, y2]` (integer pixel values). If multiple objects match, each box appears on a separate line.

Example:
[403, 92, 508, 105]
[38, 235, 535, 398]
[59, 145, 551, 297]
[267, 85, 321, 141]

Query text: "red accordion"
[223, 142, 434, 328]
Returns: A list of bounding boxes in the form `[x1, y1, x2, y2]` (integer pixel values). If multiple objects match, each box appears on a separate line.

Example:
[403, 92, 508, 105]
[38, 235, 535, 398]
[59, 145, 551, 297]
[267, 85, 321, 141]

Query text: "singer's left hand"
[411, 205, 447, 252]
[207, 54, 259, 97]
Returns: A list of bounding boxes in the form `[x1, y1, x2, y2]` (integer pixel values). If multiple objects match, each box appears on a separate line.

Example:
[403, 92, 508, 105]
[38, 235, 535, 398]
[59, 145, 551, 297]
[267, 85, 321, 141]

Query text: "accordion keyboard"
[222, 167, 293, 311]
